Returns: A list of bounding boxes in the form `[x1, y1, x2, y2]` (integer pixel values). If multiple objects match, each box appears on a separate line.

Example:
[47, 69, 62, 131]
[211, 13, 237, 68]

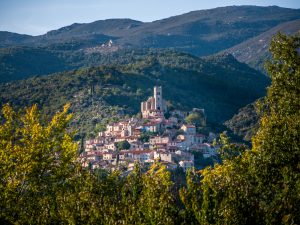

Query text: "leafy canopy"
[180, 33, 300, 225]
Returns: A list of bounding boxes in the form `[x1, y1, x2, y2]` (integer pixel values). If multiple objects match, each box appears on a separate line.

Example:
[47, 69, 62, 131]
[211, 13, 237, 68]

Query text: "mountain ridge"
[222, 19, 300, 73]
[1, 6, 300, 55]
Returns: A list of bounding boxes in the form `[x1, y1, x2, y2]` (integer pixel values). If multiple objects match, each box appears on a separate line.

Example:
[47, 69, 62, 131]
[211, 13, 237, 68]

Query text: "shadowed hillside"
[0, 50, 269, 136]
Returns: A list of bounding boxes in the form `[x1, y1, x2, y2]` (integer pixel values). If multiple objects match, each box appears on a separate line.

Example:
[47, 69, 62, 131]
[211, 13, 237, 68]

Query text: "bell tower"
[154, 86, 163, 111]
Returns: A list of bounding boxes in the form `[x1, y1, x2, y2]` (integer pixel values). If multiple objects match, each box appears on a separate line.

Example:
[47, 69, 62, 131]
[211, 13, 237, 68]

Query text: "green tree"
[180, 33, 300, 225]
[180, 170, 203, 224]
[185, 112, 205, 127]
[115, 140, 131, 151]
[120, 162, 143, 224]
[216, 132, 247, 161]
[250, 32, 300, 224]
[0, 104, 93, 223]
[138, 132, 150, 143]
[139, 163, 179, 225]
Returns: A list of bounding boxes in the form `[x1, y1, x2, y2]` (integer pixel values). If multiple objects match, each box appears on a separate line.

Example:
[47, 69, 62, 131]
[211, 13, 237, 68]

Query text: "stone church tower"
[141, 86, 167, 118]
[154, 86, 163, 111]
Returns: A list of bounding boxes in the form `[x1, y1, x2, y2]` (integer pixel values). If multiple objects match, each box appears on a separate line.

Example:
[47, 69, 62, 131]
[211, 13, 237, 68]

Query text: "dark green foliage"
[185, 111, 205, 127]
[115, 140, 131, 150]
[216, 132, 247, 161]
[224, 101, 260, 141]
[0, 50, 269, 136]
[180, 33, 300, 225]
[138, 132, 151, 143]
[0, 46, 73, 83]
[191, 151, 215, 169]
[250, 32, 300, 223]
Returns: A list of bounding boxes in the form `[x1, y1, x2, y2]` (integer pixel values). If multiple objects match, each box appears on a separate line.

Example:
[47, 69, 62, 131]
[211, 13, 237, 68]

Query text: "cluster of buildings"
[84, 39, 121, 54]
[79, 86, 217, 172]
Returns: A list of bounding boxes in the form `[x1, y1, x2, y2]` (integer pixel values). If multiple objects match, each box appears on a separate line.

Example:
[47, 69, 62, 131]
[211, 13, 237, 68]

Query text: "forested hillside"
[224, 102, 260, 141]
[0, 6, 300, 82]
[0, 33, 299, 225]
[0, 51, 269, 136]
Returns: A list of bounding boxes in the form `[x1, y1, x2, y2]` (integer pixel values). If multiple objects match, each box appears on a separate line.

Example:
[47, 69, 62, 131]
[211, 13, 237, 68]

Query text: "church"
[141, 86, 167, 118]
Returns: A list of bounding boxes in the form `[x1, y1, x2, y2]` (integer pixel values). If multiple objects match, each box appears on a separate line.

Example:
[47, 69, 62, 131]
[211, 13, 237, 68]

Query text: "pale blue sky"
[0, 0, 299, 35]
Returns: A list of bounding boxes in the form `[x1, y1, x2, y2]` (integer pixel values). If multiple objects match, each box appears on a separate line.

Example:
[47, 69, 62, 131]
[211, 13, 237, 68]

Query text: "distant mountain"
[1, 6, 300, 56]
[0, 31, 32, 47]
[0, 50, 269, 136]
[222, 19, 300, 73]
[45, 19, 143, 39]
[1, 6, 300, 82]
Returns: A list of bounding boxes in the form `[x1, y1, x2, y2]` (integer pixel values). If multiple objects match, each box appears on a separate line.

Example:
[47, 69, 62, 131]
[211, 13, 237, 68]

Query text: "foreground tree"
[181, 33, 300, 225]
[139, 163, 180, 225]
[0, 104, 182, 224]
[0, 104, 93, 223]
[250, 32, 300, 224]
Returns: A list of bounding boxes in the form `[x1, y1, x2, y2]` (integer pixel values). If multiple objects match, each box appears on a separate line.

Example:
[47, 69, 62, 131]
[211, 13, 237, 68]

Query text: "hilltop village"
[80, 86, 218, 171]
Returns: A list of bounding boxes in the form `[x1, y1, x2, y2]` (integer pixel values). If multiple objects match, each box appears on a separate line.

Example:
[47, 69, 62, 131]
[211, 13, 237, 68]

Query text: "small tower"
[154, 86, 163, 111]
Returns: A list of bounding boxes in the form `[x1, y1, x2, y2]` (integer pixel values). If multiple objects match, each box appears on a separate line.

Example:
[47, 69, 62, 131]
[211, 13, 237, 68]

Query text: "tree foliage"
[0, 106, 182, 223]
[185, 112, 206, 127]
[0, 103, 92, 223]
[115, 140, 131, 151]
[180, 33, 300, 224]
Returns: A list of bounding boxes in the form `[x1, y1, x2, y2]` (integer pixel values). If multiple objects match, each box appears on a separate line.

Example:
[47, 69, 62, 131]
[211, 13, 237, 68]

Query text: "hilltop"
[2, 6, 300, 54]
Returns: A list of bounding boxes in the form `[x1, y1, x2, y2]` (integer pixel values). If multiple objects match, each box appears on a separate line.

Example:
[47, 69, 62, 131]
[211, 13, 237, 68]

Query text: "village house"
[179, 160, 194, 171]
[129, 141, 144, 150]
[181, 124, 196, 135]
[80, 85, 217, 173]
[142, 121, 163, 133]
[103, 152, 115, 161]
[104, 143, 116, 151]
[199, 143, 217, 158]
[154, 151, 173, 163]
[150, 135, 171, 145]
[126, 150, 153, 163]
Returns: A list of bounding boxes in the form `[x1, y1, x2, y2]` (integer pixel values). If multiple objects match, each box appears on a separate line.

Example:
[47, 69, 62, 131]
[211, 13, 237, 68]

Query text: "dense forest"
[0, 33, 299, 224]
[224, 101, 261, 141]
[0, 50, 269, 137]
